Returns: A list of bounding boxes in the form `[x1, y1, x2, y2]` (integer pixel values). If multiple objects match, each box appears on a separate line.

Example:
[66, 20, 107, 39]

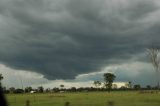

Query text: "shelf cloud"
[0, 0, 160, 81]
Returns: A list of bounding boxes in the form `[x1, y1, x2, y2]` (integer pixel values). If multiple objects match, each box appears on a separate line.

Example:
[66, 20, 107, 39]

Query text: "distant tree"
[0, 74, 3, 80]
[25, 87, 32, 93]
[103, 73, 116, 92]
[120, 86, 127, 90]
[37, 86, 44, 93]
[0, 74, 3, 87]
[9, 87, 15, 93]
[146, 85, 151, 90]
[45, 88, 51, 93]
[125, 82, 132, 88]
[76, 87, 84, 92]
[14, 89, 24, 94]
[147, 47, 160, 89]
[70, 87, 76, 92]
[52, 87, 59, 92]
[93, 81, 101, 89]
[134, 84, 141, 90]
[60, 85, 64, 89]
[128, 81, 132, 88]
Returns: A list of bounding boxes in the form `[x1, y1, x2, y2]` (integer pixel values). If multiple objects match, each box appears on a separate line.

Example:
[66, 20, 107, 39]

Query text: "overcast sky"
[0, 0, 160, 88]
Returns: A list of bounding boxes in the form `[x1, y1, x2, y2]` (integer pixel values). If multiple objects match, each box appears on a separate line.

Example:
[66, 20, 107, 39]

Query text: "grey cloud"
[0, 0, 160, 80]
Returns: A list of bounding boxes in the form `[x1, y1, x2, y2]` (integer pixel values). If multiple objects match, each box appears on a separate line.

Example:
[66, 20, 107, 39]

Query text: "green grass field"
[5, 91, 160, 106]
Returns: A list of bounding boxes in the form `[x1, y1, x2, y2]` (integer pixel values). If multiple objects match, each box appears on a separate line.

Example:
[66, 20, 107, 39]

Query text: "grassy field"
[5, 91, 160, 106]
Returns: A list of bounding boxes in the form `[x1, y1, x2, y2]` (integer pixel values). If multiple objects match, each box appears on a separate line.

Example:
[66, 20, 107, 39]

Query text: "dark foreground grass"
[5, 91, 160, 106]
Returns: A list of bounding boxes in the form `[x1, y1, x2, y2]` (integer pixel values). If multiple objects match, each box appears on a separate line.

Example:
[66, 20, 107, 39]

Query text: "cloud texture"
[0, 0, 160, 80]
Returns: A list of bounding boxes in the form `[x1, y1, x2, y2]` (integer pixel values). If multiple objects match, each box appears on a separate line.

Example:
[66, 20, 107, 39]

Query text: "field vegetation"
[6, 91, 160, 106]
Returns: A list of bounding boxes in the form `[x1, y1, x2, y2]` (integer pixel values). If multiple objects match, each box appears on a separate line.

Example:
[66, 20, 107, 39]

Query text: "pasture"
[5, 91, 160, 106]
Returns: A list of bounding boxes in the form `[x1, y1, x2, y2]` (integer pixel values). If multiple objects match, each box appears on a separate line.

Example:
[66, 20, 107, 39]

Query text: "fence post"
[65, 102, 70, 106]
[14, 97, 16, 103]
[34, 95, 36, 102]
[26, 100, 30, 106]
[107, 101, 114, 106]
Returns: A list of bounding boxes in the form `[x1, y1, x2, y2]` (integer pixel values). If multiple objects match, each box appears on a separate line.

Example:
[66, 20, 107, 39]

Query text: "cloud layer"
[0, 0, 160, 80]
[0, 62, 155, 88]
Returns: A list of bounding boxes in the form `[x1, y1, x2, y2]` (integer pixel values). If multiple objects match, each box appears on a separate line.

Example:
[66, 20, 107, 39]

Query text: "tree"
[103, 73, 116, 92]
[0, 74, 3, 87]
[45, 88, 51, 93]
[9, 87, 15, 93]
[60, 85, 64, 89]
[37, 86, 44, 93]
[128, 81, 132, 88]
[25, 87, 32, 93]
[14, 89, 24, 94]
[147, 47, 160, 89]
[93, 81, 101, 88]
[134, 84, 141, 90]
[70, 87, 76, 92]
[125, 81, 132, 89]
[52, 87, 59, 92]
[146, 85, 151, 90]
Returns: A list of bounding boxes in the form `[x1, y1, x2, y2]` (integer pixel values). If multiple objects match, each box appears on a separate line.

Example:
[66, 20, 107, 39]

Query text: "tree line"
[0, 73, 158, 94]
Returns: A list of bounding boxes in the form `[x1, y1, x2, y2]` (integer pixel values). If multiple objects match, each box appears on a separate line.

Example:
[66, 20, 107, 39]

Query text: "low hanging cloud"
[0, 0, 160, 80]
[0, 62, 155, 88]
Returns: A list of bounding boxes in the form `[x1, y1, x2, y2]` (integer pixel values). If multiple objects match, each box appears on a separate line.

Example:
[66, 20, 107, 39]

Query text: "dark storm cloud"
[0, 0, 160, 80]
